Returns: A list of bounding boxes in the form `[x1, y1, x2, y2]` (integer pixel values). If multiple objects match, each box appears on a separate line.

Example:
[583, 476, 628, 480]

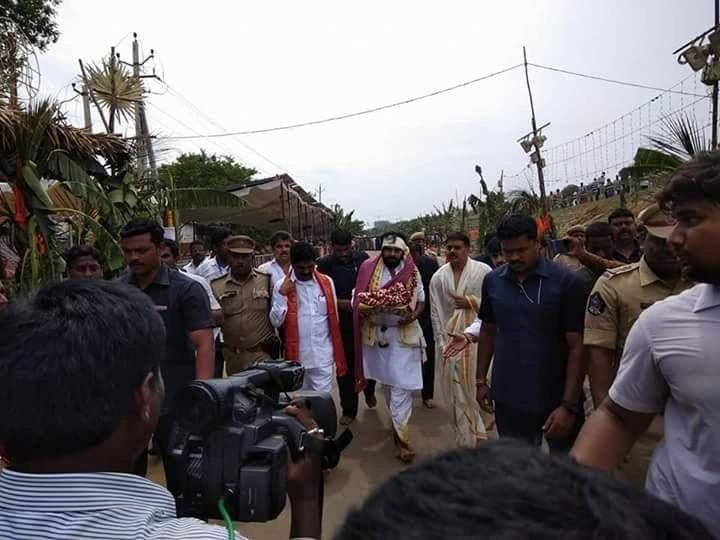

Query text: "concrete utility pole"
[81, 84, 92, 131]
[128, 33, 158, 186]
[521, 46, 549, 217]
[316, 183, 325, 203]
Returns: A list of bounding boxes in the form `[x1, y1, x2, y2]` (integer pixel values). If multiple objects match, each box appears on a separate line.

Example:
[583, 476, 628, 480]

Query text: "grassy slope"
[551, 189, 660, 235]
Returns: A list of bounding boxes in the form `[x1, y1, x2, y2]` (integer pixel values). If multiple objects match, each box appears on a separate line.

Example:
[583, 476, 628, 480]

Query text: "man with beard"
[271, 242, 347, 394]
[117, 220, 214, 493]
[572, 153, 720, 538]
[317, 230, 375, 425]
[475, 215, 586, 452]
[430, 232, 491, 446]
[182, 239, 208, 275]
[195, 228, 232, 281]
[258, 230, 294, 288]
[608, 208, 642, 264]
[354, 233, 426, 463]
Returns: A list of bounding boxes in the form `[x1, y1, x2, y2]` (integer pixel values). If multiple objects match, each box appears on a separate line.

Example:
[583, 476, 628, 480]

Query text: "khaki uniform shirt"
[211, 269, 275, 372]
[584, 257, 691, 353]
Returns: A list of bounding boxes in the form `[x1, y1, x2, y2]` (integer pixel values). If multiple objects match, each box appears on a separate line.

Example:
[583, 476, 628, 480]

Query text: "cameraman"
[0, 280, 322, 540]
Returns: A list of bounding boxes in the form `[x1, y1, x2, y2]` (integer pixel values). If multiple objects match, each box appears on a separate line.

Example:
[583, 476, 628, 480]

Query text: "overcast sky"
[38, 0, 712, 224]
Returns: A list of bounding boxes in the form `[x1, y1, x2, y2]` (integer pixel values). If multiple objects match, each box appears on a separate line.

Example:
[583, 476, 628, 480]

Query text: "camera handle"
[270, 414, 308, 460]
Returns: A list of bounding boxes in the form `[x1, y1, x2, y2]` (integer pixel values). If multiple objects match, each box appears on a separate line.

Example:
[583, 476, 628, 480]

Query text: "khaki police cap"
[638, 204, 676, 239]
[227, 235, 256, 254]
[409, 231, 425, 242]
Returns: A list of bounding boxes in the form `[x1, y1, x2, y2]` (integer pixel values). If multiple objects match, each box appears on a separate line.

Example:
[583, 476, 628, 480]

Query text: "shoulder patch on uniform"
[587, 292, 607, 315]
[605, 262, 639, 278]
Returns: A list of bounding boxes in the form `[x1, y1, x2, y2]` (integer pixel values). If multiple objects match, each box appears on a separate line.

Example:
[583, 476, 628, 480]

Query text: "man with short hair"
[160, 238, 223, 336]
[316, 230, 375, 424]
[195, 227, 232, 281]
[409, 231, 438, 260]
[334, 440, 712, 540]
[476, 215, 586, 452]
[258, 230, 294, 288]
[194, 227, 232, 377]
[354, 233, 426, 463]
[577, 221, 616, 294]
[0, 280, 323, 539]
[117, 219, 214, 494]
[212, 236, 279, 375]
[430, 232, 491, 446]
[608, 208, 641, 264]
[409, 241, 439, 408]
[64, 244, 103, 280]
[553, 225, 587, 273]
[183, 239, 208, 275]
[572, 153, 720, 537]
[583, 205, 690, 488]
[270, 242, 347, 394]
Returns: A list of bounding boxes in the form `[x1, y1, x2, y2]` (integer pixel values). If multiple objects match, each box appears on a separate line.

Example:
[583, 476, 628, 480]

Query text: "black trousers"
[337, 330, 376, 418]
[494, 402, 583, 453]
[214, 336, 224, 378]
[421, 329, 435, 401]
[133, 414, 181, 495]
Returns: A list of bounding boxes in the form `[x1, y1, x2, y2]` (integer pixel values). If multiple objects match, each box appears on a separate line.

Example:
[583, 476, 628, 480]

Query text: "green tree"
[0, 0, 62, 50]
[159, 150, 257, 190]
[330, 204, 364, 236]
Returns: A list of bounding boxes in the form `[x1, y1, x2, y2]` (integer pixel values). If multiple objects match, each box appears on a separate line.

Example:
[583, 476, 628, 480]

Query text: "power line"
[159, 63, 524, 140]
[159, 80, 290, 173]
[528, 63, 707, 98]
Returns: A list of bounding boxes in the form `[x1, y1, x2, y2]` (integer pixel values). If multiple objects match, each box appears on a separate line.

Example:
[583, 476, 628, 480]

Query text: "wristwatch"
[561, 399, 581, 416]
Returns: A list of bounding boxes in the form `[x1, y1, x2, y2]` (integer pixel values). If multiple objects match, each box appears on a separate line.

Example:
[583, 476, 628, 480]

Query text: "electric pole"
[521, 46, 549, 217]
[127, 33, 158, 187]
[316, 183, 325, 203]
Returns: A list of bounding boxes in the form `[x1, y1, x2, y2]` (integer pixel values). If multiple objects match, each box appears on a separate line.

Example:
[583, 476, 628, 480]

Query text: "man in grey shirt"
[571, 153, 720, 538]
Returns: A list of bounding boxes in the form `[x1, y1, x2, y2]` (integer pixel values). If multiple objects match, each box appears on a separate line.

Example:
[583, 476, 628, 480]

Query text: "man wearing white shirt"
[182, 239, 208, 275]
[270, 242, 347, 394]
[195, 228, 232, 281]
[353, 234, 426, 463]
[160, 239, 223, 342]
[258, 230, 293, 287]
[195, 228, 232, 376]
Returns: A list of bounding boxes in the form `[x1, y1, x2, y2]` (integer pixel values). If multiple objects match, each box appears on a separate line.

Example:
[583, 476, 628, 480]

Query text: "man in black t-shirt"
[317, 230, 375, 424]
[118, 219, 214, 494]
[410, 241, 439, 407]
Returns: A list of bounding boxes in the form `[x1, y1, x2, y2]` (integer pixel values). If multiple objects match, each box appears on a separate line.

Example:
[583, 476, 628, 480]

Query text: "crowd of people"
[0, 153, 718, 539]
[546, 172, 644, 210]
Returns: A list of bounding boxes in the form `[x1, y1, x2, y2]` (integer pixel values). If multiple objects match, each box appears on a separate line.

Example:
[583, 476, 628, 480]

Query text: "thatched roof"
[0, 101, 132, 164]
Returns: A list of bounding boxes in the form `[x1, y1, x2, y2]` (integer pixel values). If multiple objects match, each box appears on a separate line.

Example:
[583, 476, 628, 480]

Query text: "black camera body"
[170, 360, 347, 522]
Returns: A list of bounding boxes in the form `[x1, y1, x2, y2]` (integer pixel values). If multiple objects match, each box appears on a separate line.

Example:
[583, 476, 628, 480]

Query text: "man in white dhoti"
[430, 232, 492, 447]
[353, 233, 426, 463]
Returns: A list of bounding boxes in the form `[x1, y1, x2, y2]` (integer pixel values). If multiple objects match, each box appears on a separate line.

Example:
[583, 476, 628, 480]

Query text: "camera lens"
[176, 382, 220, 433]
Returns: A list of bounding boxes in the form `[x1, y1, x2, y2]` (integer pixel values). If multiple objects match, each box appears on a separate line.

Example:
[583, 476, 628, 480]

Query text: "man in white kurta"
[355, 234, 426, 463]
[430, 233, 492, 447]
[269, 242, 344, 394]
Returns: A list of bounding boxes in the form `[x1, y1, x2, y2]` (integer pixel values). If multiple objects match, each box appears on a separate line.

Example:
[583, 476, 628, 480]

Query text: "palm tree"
[620, 112, 710, 185]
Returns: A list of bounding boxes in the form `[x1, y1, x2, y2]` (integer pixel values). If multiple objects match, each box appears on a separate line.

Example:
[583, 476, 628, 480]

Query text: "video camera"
[170, 360, 352, 522]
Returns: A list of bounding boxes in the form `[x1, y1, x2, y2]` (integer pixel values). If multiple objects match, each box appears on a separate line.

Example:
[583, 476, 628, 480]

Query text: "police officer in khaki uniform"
[584, 204, 691, 487]
[211, 236, 279, 375]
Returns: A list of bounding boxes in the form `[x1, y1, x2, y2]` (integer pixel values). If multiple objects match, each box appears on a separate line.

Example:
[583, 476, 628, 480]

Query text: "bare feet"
[422, 399, 435, 409]
[339, 415, 355, 426]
